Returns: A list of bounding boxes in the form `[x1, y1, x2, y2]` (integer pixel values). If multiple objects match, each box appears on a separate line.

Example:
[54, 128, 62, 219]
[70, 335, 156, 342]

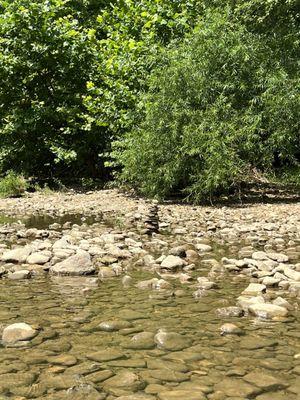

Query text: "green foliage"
[0, 0, 101, 177]
[0, 171, 28, 197]
[0, 0, 299, 198]
[118, 9, 300, 201]
[84, 0, 203, 161]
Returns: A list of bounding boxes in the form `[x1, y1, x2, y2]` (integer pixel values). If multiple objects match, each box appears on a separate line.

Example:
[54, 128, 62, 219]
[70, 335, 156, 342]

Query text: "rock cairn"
[144, 200, 159, 235]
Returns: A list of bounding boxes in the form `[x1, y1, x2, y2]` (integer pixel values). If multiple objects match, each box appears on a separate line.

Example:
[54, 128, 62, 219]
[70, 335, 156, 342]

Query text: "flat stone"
[267, 252, 289, 262]
[214, 378, 261, 397]
[107, 359, 146, 368]
[154, 330, 192, 351]
[147, 359, 189, 373]
[220, 323, 244, 336]
[242, 283, 266, 296]
[262, 277, 280, 287]
[7, 269, 31, 280]
[2, 323, 38, 345]
[1, 245, 32, 263]
[98, 266, 117, 278]
[243, 370, 288, 390]
[86, 349, 126, 362]
[98, 320, 133, 332]
[103, 371, 145, 393]
[160, 255, 186, 270]
[237, 295, 265, 311]
[49, 250, 95, 276]
[121, 310, 147, 321]
[216, 307, 244, 317]
[239, 338, 278, 350]
[123, 332, 155, 350]
[27, 252, 51, 265]
[47, 354, 77, 366]
[115, 394, 156, 400]
[0, 372, 36, 391]
[248, 303, 288, 319]
[149, 369, 189, 382]
[86, 369, 114, 383]
[284, 267, 300, 281]
[272, 297, 293, 310]
[252, 251, 269, 261]
[256, 392, 297, 400]
[158, 390, 206, 400]
[195, 244, 212, 252]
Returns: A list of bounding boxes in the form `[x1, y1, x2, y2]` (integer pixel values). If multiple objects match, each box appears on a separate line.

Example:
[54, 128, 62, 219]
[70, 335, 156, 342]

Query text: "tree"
[118, 8, 299, 201]
[84, 0, 203, 167]
[0, 0, 101, 178]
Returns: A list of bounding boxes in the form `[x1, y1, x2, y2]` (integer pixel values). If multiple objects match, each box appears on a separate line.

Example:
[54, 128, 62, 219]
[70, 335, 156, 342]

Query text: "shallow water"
[0, 267, 299, 399]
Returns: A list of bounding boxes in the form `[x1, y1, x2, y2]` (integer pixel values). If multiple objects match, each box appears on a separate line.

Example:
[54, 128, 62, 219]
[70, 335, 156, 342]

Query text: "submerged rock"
[216, 306, 244, 317]
[7, 269, 31, 280]
[99, 320, 133, 332]
[220, 323, 244, 336]
[123, 332, 155, 350]
[158, 391, 205, 400]
[154, 329, 192, 351]
[103, 371, 146, 393]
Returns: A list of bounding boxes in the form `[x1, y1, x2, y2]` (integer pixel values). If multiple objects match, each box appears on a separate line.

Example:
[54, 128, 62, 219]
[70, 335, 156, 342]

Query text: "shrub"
[0, 171, 28, 198]
[118, 9, 299, 202]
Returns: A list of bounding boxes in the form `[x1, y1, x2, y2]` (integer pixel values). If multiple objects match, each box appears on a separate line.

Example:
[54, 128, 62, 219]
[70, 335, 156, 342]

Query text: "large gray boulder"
[49, 250, 95, 276]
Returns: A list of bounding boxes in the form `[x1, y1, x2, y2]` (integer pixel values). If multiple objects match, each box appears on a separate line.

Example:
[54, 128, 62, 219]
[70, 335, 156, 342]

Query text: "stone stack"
[144, 201, 159, 235]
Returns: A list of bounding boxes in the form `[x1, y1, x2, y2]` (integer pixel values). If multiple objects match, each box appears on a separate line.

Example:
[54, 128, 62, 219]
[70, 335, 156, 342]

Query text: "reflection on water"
[0, 213, 101, 230]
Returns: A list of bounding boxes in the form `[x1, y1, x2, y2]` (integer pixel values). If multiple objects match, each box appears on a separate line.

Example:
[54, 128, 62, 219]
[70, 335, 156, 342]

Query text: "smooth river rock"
[49, 250, 95, 276]
[1, 245, 32, 263]
[154, 329, 192, 351]
[248, 303, 288, 319]
[2, 323, 38, 345]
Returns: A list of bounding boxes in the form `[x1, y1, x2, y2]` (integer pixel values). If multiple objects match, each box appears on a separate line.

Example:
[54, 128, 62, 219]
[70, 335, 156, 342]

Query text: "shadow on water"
[23, 213, 101, 229]
[0, 213, 101, 230]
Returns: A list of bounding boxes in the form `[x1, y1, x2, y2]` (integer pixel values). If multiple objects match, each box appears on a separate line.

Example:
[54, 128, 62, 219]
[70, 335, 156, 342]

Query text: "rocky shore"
[0, 190, 299, 399]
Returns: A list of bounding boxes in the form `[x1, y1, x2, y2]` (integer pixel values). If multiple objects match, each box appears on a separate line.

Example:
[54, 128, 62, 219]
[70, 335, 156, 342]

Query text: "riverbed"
[0, 190, 299, 399]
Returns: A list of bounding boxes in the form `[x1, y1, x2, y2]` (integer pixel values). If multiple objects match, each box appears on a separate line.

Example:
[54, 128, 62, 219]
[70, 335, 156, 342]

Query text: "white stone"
[49, 250, 95, 276]
[267, 252, 289, 263]
[283, 267, 300, 281]
[242, 283, 266, 296]
[1, 246, 32, 263]
[160, 255, 186, 270]
[26, 252, 51, 265]
[248, 303, 288, 319]
[2, 323, 37, 344]
[252, 251, 269, 261]
[195, 244, 212, 252]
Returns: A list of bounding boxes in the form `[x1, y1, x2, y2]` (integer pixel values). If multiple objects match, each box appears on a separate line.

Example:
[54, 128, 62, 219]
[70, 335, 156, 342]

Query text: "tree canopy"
[0, 0, 299, 198]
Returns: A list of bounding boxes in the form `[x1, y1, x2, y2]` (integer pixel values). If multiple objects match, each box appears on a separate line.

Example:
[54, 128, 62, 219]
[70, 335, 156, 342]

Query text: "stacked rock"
[144, 201, 159, 235]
